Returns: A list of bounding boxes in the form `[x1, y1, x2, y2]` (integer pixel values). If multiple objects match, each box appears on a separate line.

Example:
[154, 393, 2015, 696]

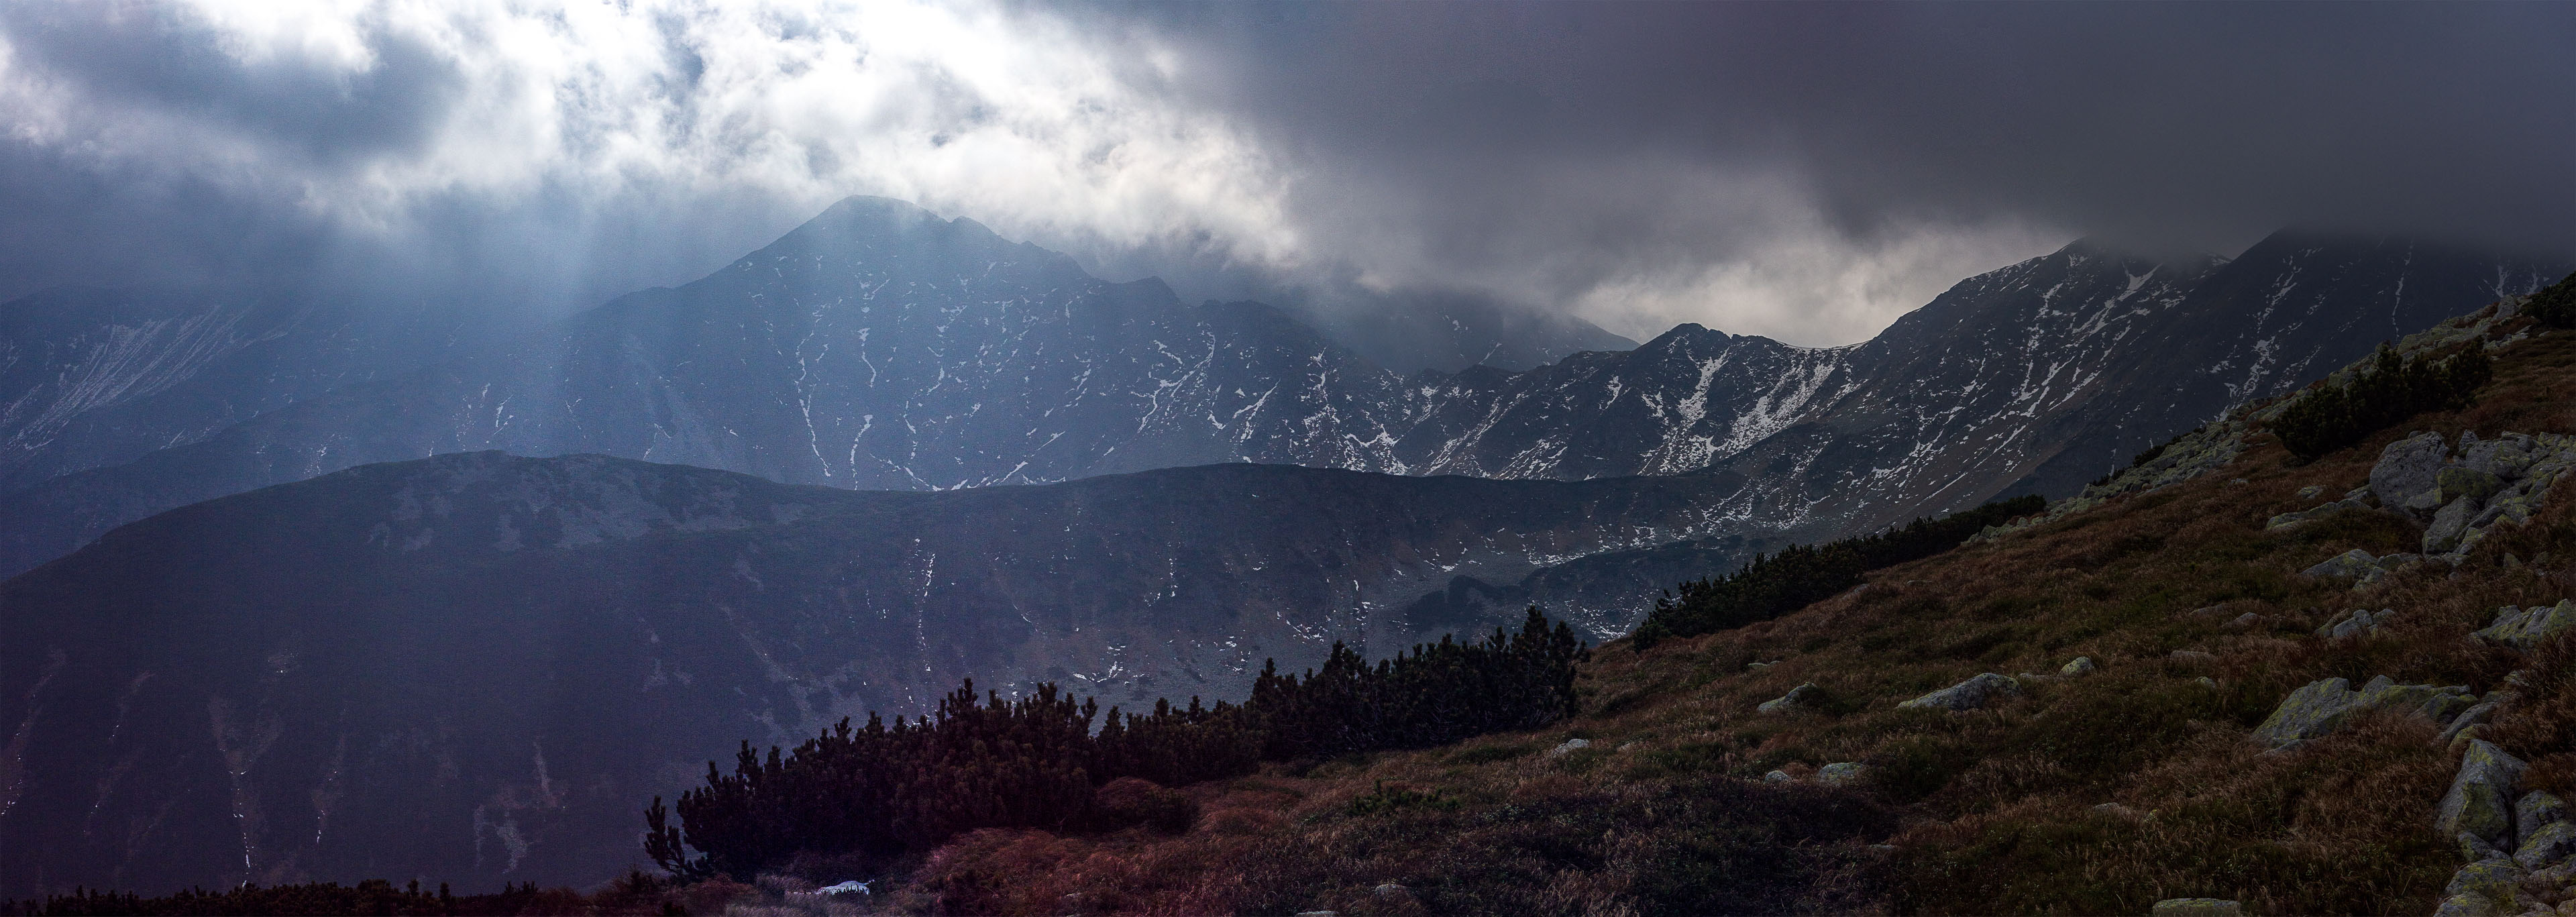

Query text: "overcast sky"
[1, 1, 2568, 345]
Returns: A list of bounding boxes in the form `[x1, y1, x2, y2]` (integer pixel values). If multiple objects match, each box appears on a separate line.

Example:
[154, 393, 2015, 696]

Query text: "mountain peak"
[756, 195, 1022, 262]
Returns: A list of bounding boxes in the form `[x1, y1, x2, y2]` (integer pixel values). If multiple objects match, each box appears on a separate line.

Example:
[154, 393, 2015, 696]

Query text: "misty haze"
[1, 3, 2573, 916]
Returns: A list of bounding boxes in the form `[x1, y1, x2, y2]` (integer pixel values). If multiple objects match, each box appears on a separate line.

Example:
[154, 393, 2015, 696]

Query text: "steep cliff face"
[0, 451, 1756, 897]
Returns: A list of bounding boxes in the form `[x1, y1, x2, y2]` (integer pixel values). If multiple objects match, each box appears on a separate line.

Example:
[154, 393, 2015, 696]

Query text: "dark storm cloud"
[0, 1, 2567, 345]
[1114, 1, 2574, 249]
[1069, 1, 2576, 339]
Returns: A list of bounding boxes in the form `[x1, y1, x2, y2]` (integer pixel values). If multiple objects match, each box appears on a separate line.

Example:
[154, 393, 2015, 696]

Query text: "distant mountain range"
[0, 199, 2560, 580]
[0, 195, 2564, 896]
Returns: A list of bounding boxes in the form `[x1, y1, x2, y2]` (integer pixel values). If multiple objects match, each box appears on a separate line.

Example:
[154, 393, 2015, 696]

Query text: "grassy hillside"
[841, 294, 2576, 916]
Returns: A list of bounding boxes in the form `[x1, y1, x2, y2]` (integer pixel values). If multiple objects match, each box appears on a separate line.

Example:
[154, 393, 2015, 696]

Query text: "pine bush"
[646, 608, 1587, 880]
[2271, 343, 2491, 462]
[1627, 494, 2044, 649]
[2527, 270, 2576, 328]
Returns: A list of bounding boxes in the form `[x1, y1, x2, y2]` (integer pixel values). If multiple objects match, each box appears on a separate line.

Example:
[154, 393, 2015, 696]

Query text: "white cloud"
[0, 0, 2078, 344]
[1572, 217, 2066, 347]
[0, 0, 1303, 266]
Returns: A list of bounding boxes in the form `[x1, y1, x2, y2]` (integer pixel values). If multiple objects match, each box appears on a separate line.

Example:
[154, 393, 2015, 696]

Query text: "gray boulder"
[2424, 494, 2481, 554]
[2317, 608, 2396, 639]
[2438, 700, 2504, 748]
[2460, 433, 2536, 480]
[1817, 762, 1867, 786]
[1898, 673, 2021, 712]
[2515, 820, 2576, 871]
[2059, 656, 2096, 676]
[2371, 432, 2450, 513]
[2438, 466, 2506, 504]
[1758, 683, 1831, 715]
[2302, 548, 2380, 580]
[2438, 739, 2529, 847]
[2473, 600, 2576, 650]
[2468, 490, 2537, 531]
[2434, 857, 2528, 917]
[2251, 676, 2474, 749]
[1763, 769, 1792, 783]
[2518, 791, 2567, 841]
[2461, 830, 2508, 862]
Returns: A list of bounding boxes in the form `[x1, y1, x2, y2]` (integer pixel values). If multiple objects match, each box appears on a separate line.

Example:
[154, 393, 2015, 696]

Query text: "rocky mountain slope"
[0, 286, 461, 492]
[810, 282, 2576, 917]
[0, 199, 2557, 581]
[1274, 286, 1638, 374]
[0, 451, 1758, 897]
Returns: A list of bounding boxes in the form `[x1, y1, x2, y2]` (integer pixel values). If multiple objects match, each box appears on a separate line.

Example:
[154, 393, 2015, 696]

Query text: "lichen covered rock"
[2251, 676, 2473, 749]
[2439, 739, 2530, 847]
[2302, 548, 2381, 581]
[2425, 494, 2481, 554]
[2474, 600, 2576, 650]
[1758, 683, 1831, 715]
[2438, 466, 2507, 504]
[2316, 607, 2395, 639]
[2519, 791, 2569, 841]
[2434, 857, 2528, 917]
[2515, 819, 2576, 871]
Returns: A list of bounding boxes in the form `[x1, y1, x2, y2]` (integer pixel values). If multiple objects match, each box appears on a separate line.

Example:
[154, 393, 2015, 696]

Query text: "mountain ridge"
[0, 200, 2558, 578]
[0, 449, 1776, 896]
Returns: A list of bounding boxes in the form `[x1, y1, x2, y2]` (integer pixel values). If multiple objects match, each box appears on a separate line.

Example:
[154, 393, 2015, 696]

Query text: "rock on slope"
[0, 451, 1750, 897]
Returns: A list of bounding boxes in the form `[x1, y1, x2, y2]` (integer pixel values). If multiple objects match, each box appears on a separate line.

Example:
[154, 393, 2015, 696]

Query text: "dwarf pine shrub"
[2271, 342, 2491, 462]
[1627, 494, 2044, 649]
[2526, 270, 2576, 328]
[646, 608, 1587, 881]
